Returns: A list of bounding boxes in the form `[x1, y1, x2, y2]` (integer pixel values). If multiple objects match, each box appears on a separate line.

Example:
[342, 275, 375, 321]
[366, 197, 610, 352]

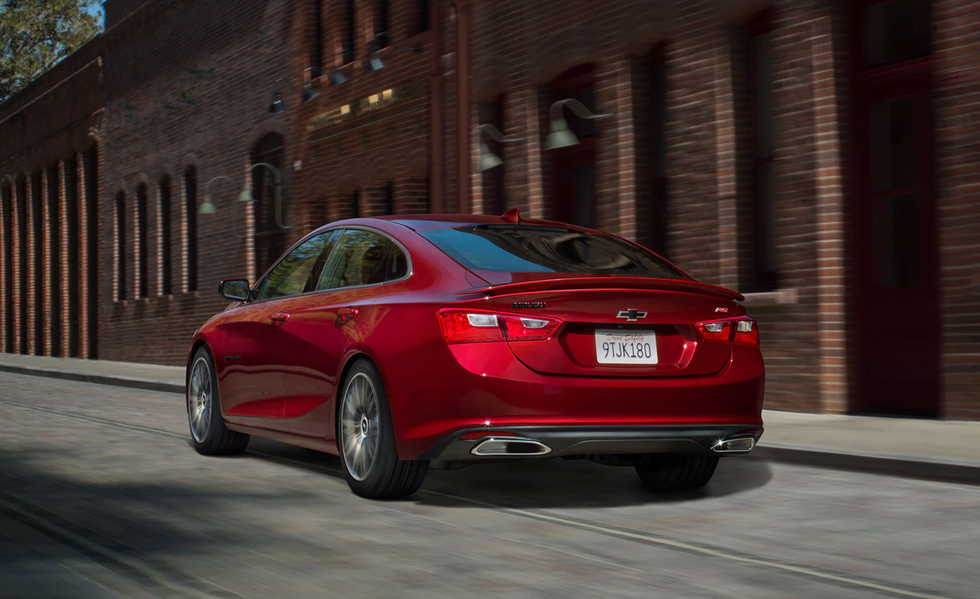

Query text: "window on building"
[312, 0, 324, 76]
[547, 64, 598, 229]
[417, 0, 430, 33]
[648, 45, 669, 256]
[351, 189, 360, 218]
[85, 146, 99, 358]
[136, 184, 148, 299]
[159, 176, 172, 295]
[184, 167, 198, 292]
[115, 193, 126, 301]
[343, 0, 355, 64]
[30, 172, 42, 356]
[375, 0, 390, 48]
[44, 170, 59, 355]
[65, 159, 80, 357]
[1, 181, 13, 354]
[16, 176, 28, 354]
[751, 18, 777, 291]
[736, 10, 778, 292]
[383, 181, 394, 215]
[480, 94, 506, 216]
[252, 134, 289, 276]
[862, 0, 930, 67]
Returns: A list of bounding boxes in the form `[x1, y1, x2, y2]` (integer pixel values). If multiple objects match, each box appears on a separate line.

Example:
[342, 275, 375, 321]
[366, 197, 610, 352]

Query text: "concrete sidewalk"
[2, 352, 977, 484]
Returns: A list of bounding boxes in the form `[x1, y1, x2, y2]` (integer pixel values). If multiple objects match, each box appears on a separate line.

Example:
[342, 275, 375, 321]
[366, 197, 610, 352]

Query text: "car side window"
[254, 230, 339, 301]
[317, 229, 392, 290]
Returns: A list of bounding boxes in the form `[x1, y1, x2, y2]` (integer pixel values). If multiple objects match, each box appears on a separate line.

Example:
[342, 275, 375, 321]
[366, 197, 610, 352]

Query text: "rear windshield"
[418, 225, 683, 279]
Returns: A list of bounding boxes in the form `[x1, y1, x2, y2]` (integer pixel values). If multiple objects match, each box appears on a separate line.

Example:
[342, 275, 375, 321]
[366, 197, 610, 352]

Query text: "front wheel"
[634, 455, 718, 491]
[187, 347, 249, 456]
[337, 360, 427, 499]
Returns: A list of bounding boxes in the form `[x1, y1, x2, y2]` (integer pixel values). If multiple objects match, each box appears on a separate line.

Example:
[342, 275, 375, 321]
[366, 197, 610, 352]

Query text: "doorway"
[851, 0, 939, 416]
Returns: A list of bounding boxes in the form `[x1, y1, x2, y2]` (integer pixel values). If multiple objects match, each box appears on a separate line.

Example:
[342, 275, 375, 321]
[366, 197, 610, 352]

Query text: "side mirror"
[219, 279, 250, 301]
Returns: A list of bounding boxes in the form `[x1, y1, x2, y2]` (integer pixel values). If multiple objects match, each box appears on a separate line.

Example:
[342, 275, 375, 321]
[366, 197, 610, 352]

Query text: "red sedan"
[186, 212, 764, 498]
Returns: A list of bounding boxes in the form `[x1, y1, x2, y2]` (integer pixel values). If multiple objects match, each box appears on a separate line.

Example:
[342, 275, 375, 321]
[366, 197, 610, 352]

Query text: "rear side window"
[317, 229, 392, 290]
[418, 225, 682, 279]
[386, 244, 408, 280]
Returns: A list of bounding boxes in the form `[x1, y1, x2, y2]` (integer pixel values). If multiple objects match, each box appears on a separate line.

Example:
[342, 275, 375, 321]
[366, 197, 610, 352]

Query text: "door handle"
[336, 307, 359, 326]
[270, 312, 290, 327]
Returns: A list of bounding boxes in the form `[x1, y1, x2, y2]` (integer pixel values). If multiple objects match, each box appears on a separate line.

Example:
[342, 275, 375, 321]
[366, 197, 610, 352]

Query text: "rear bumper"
[418, 424, 764, 461]
[384, 343, 764, 460]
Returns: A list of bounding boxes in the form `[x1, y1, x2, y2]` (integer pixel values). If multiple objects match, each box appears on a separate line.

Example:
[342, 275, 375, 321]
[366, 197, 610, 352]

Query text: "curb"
[3, 363, 978, 485]
[0, 364, 185, 396]
[752, 445, 980, 486]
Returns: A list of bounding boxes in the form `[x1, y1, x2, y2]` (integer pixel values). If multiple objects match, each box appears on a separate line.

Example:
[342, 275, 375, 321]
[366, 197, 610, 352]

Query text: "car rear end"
[386, 219, 764, 470]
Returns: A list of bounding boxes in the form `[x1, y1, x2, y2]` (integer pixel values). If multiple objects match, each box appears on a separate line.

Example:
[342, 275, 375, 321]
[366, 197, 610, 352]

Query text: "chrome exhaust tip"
[711, 436, 756, 453]
[471, 437, 552, 457]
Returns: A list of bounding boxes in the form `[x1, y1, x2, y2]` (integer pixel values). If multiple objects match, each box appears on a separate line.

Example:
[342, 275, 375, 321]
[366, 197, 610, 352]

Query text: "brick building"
[1, 0, 979, 419]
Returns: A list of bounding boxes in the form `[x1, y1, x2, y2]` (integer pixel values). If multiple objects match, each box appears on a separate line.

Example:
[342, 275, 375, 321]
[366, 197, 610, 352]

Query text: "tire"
[337, 359, 428, 499]
[187, 346, 249, 456]
[634, 455, 718, 491]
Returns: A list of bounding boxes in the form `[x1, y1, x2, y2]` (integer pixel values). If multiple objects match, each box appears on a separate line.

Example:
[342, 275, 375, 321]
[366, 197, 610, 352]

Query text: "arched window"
[136, 184, 148, 299]
[184, 167, 198, 292]
[115, 191, 126, 301]
[159, 175, 172, 295]
[251, 133, 288, 275]
[65, 158, 80, 357]
[546, 64, 598, 228]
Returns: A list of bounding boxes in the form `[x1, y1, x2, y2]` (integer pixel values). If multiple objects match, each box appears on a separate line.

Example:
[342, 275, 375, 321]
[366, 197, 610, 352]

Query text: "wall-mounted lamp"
[200, 163, 291, 235]
[302, 68, 320, 102]
[478, 124, 523, 171]
[364, 33, 387, 73]
[269, 78, 285, 114]
[544, 98, 612, 150]
[201, 175, 236, 215]
[328, 50, 351, 86]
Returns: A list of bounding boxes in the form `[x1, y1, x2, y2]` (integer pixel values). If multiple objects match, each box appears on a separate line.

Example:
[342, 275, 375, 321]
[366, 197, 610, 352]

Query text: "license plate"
[595, 330, 658, 365]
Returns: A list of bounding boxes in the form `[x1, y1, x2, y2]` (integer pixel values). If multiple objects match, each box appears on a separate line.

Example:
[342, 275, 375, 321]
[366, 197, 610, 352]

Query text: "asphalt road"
[0, 372, 976, 599]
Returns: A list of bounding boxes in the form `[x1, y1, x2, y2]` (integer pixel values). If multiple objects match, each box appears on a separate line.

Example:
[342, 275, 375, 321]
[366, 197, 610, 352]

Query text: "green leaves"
[0, 0, 103, 102]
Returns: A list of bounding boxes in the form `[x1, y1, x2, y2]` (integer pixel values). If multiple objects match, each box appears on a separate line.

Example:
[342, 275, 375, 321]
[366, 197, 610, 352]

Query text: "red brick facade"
[1, 0, 979, 419]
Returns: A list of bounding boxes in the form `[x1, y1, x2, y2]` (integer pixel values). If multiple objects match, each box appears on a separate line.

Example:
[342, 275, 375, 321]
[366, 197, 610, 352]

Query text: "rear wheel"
[338, 360, 427, 499]
[187, 347, 249, 456]
[634, 455, 718, 491]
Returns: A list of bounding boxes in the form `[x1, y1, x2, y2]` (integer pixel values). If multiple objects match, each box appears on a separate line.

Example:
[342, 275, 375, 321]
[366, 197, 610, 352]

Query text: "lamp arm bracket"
[551, 98, 613, 122]
[478, 123, 524, 143]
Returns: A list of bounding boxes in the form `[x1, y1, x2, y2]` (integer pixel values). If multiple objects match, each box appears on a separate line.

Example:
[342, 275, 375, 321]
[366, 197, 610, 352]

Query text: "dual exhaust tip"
[469, 434, 757, 456]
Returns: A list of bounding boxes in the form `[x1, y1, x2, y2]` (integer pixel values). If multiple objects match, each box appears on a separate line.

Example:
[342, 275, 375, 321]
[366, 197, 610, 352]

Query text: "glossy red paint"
[187, 214, 765, 460]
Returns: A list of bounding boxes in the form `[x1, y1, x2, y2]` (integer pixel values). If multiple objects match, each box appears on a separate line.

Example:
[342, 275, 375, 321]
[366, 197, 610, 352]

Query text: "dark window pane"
[754, 32, 773, 160]
[863, 0, 931, 67]
[871, 96, 916, 193]
[318, 229, 392, 289]
[418, 0, 430, 33]
[387, 244, 408, 280]
[185, 169, 198, 291]
[420, 225, 684, 279]
[116, 193, 126, 300]
[256, 232, 335, 301]
[873, 193, 920, 288]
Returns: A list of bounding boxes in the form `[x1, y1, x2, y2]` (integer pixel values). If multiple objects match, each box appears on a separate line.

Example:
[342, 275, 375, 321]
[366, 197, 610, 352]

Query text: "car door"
[218, 230, 336, 431]
[281, 227, 402, 438]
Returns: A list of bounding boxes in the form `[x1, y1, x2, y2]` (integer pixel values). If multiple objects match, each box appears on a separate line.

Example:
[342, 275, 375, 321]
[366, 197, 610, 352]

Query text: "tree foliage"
[0, 0, 102, 103]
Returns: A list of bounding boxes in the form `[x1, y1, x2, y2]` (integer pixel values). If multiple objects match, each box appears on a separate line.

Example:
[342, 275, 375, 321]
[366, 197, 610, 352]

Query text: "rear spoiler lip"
[455, 276, 745, 302]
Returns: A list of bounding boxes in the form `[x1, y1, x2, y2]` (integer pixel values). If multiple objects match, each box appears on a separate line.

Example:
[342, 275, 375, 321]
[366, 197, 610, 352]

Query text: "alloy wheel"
[341, 372, 381, 481]
[188, 356, 212, 443]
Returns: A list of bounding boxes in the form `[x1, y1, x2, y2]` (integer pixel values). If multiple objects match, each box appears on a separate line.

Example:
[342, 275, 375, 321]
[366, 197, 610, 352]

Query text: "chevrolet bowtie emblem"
[616, 309, 647, 322]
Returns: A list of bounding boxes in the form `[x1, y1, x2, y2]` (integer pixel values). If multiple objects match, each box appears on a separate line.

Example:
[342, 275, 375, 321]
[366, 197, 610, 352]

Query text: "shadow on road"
[241, 438, 772, 509]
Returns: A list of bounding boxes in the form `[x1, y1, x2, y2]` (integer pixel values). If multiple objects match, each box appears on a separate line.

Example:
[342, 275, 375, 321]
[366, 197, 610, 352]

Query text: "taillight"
[695, 316, 759, 348]
[437, 309, 562, 344]
[731, 317, 759, 347]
